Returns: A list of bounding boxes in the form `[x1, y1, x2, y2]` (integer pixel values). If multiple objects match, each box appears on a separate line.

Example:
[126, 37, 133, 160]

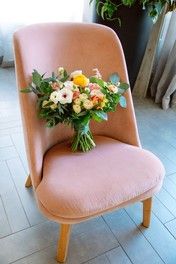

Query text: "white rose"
[73, 104, 81, 114]
[83, 99, 93, 110]
[64, 81, 74, 90]
[74, 98, 81, 105]
[58, 88, 73, 104]
[79, 93, 88, 101]
[50, 91, 60, 104]
[70, 70, 82, 79]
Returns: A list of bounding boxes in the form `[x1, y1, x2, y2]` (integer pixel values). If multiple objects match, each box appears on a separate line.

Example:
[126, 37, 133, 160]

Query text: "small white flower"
[85, 87, 90, 93]
[79, 93, 88, 101]
[57, 67, 64, 75]
[50, 91, 60, 104]
[73, 104, 81, 114]
[64, 81, 74, 90]
[70, 70, 82, 79]
[58, 88, 73, 104]
[92, 68, 102, 79]
[83, 99, 93, 110]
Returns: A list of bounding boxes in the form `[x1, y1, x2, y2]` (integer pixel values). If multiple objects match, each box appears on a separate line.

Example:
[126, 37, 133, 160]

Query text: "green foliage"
[92, 110, 108, 122]
[90, 0, 175, 23]
[21, 67, 129, 152]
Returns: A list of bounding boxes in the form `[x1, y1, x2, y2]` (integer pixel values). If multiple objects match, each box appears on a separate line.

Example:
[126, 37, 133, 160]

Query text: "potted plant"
[90, 0, 176, 88]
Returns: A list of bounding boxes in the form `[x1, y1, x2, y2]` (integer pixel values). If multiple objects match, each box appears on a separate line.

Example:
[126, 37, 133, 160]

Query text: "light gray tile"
[11, 133, 28, 171]
[1, 186, 30, 233]
[156, 188, 176, 216]
[152, 196, 175, 224]
[66, 217, 118, 264]
[168, 173, 176, 185]
[7, 158, 46, 226]
[0, 127, 23, 137]
[0, 120, 22, 130]
[0, 135, 13, 148]
[87, 255, 110, 264]
[126, 202, 176, 264]
[10, 245, 57, 264]
[0, 196, 12, 238]
[104, 209, 163, 264]
[106, 247, 132, 264]
[0, 146, 18, 161]
[0, 161, 14, 195]
[0, 221, 58, 264]
[165, 219, 176, 239]
[163, 177, 176, 200]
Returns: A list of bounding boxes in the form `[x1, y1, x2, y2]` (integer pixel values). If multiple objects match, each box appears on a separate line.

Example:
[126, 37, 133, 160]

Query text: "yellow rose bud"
[50, 104, 58, 110]
[42, 100, 50, 108]
[73, 74, 89, 87]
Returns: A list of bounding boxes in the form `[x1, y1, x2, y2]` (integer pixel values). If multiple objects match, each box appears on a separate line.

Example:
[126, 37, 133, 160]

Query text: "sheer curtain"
[0, 0, 84, 67]
[150, 12, 176, 110]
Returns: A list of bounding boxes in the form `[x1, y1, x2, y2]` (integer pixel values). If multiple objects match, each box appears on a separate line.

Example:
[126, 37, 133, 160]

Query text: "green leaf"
[119, 96, 127, 108]
[32, 70, 43, 87]
[20, 87, 32, 93]
[89, 76, 105, 87]
[109, 73, 120, 84]
[92, 111, 108, 122]
[118, 82, 129, 91]
[122, 0, 135, 6]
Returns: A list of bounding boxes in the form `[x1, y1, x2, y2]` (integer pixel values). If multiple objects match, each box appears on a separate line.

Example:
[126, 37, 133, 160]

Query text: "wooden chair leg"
[25, 175, 32, 188]
[142, 197, 152, 228]
[57, 224, 71, 263]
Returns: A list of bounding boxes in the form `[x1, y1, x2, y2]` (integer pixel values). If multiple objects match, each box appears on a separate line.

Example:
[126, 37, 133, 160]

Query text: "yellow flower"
[73, 74, 89, 87]
[83, 99, 93, 110]
[74, 98, 81, 105]
[50, 104, 58, 110]
[73, 104, 81, 114]
[79, 93, 88, 101]
[42, 100, 50, 108]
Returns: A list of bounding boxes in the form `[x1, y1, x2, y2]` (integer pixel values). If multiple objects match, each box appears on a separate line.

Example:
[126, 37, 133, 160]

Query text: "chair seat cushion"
[36, 136, 165, 220]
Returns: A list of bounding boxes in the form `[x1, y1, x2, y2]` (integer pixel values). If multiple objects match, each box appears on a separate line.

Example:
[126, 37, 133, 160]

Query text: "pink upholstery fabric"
[36, 136, 165, 221]
[13, 23, 140, 189]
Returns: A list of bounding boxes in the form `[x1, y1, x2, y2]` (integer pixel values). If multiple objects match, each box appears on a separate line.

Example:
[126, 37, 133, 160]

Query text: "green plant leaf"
[89, 76, 105, 87]
[32, 70, 42, 87]
[20, 87, 32, 93]
[92, 110, 108, 122]
[109, 73, 120, 84]
[118, 82, 129, 91]
[119, 96, 127, 108]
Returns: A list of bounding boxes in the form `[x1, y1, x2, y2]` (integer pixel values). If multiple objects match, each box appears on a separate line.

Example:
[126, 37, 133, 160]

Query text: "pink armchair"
[13, 23, 165, 263]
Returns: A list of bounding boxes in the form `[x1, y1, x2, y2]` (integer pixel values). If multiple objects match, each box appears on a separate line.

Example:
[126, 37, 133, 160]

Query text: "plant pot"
[93, 4, 153, 89]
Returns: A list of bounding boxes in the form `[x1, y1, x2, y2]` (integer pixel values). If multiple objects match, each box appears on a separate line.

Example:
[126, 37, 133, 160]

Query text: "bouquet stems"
[71, 122, 96, 152]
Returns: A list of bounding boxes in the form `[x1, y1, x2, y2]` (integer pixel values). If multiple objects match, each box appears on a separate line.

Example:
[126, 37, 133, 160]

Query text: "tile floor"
[0, 68, 176, 264]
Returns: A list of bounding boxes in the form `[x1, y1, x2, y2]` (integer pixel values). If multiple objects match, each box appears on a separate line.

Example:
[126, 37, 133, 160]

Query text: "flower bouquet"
[21, 67, 129, 152]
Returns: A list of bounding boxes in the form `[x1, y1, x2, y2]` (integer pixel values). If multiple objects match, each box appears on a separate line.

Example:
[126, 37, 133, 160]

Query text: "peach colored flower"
[89, 83, 101, 91]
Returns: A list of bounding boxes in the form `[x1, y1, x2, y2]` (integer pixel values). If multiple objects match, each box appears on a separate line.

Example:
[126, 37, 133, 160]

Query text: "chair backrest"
[13, 22, 140, 188]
